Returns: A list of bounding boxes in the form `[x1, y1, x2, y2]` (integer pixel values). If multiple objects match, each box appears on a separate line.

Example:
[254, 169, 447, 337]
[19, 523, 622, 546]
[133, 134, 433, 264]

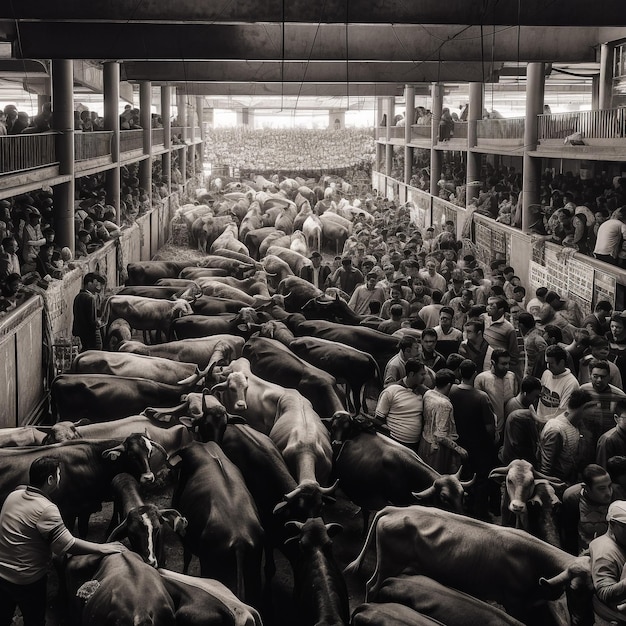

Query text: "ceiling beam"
[9, 22, 599, 63]
[173, 82, 411, 97]
[2, 1, 625, 26]
[121, 61, 501, 84]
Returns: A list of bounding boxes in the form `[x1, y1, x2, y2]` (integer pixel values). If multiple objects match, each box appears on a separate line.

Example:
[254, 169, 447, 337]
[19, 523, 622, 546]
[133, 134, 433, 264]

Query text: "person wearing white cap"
[589, 500, 626, 624]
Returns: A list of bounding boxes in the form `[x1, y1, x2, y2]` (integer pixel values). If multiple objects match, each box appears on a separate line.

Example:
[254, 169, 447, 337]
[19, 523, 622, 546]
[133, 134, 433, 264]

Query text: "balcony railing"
[410, 125, 432, 141]
[0, 132, 57, 175]
[376, 126, 386, 140]
[538, 108, 626, 140]
[119, 129, 144, 153]
[451, 121, 468, 139]
[387, 126, 405, 139]
[152, 128, 165, 146]
[74, 131, 113, 161]
[476, 118, 525, 140]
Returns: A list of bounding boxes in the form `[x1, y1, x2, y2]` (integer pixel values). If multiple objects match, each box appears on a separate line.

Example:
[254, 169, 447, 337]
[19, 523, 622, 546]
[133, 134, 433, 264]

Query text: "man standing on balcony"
[594, 207, 626, 267]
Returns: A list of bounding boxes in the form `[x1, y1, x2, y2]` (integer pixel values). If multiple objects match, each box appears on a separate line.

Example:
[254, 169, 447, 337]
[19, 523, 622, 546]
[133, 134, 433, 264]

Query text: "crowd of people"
[0, 103, 53, 135]
[204, 128, 375, 174]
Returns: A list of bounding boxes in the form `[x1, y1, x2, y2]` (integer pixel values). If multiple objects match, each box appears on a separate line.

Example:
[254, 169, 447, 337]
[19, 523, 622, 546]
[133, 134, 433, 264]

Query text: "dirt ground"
[34, 469, 373, 626]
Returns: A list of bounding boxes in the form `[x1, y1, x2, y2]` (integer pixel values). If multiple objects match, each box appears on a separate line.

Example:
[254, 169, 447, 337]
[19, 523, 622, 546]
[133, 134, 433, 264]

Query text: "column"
[103, 62, 121, 224]
[429, 83, 444, 197]
[176, 90, 187, 186]
[599, 43, 613, 110]
[196, 96, 205, 177]
[385, 97, 394, 177]
[404, 85, 415, 185]
[139, 81, 152, 205]
[377, 97, 385, 126]
[522, 62, 545, 232]
[161, 86, 172, 195]
[466, 82, 483, 206]
[376, 143, 384, 173]
[51, 59, 74, 252]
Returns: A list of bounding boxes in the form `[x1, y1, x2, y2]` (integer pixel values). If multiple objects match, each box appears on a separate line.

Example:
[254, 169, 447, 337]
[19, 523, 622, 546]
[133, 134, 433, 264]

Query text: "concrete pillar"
[377, 97, 385, 126]
[522, 62, 545, 232]
[430, 83, 444, 197]
[599, 43, 613, 110]
[176, 91, 188, 141]
[139, 81, 152, 205]
[376, 143, 384, 173]
[237, 108, 254, 127]
[51, 59, 75, 252]
[161, 86, 172, 195]
[385, 144, 393, 177]
[103, 62, 121, 224]
[592, 75, 600, 111]
[404, 85, 415, 185]
[386, 97, 394, 142]
[466, 82, 483, 206]
[196, 96, 205, 173]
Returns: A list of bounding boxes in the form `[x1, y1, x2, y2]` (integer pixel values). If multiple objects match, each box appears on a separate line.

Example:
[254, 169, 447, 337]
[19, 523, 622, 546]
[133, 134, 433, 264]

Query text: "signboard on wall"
[543, 248, 568, 296]
[529, 261, 548, 291]
[474, 222, 492, 266]
[594, 270, 617, 307]
[567, 258, 594, 303]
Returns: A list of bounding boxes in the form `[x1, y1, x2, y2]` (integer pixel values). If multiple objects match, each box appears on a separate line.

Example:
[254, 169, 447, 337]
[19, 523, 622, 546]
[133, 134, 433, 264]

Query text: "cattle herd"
[0, 174, 596, 625]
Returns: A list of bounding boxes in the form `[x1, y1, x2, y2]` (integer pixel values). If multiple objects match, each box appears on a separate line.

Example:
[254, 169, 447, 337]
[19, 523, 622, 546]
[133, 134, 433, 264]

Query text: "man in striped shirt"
[484, 296, 522, 379]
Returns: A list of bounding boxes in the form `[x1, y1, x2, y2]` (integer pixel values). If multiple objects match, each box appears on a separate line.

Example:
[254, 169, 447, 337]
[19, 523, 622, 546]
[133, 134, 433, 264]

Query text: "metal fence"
[119, 129, 144, 153]
[476, 118, 525, 139]
[0, 133, 57, 175]
[74, 131, 113, 161]
[538, 109, 626, 139]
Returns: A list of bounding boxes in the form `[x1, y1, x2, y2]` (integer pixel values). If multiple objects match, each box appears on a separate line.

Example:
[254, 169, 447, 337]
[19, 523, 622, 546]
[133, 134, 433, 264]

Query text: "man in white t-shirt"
[594, 207, 626, 266]
[537, 344, 580, 423]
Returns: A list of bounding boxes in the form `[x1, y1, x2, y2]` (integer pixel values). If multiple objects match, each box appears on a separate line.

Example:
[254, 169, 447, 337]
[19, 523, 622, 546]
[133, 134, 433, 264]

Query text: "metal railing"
[119, 129, 144, 153]
[476, 118, 525, 140]
[0, 132, 57, 175]
[538, 109, 626, 139]
[74, 131, 113, 161]
[410, 125, 432, 140]
[151, 128, 165, 146]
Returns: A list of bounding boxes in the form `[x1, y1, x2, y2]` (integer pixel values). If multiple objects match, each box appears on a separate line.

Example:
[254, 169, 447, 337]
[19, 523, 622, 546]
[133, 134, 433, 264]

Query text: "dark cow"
[345, 505, 593, 625]
[265, 245, 311, 274]
[490, 459, 564, 547]
[375, 574, 524, 626]
[107, 473, 187, 568]
[278, 276, 326, 312]
[244, 226, 283, 259]
[61, 552, 176, 626]
[328, 414, 473, 532]
[71, 351, 209, 387]
[242, 336, 348, 419]
[289, 318, 398, 373]
[0, 435, 163, 534]
[284, 518, 349, 626]
[191, 296, 257, 316]
[119, 335, 244, 369]
[351, 603, 444, 626]
[158, 569, 263, 626]
[289, 336, 383, 414]
[301, 292, 364, 325]
[51, 374, 199, 422]
[117, 284, 203, 301]
[126, 260, 198, 286]
[171, 309, 260, 341]
[171, 442, 263, 604]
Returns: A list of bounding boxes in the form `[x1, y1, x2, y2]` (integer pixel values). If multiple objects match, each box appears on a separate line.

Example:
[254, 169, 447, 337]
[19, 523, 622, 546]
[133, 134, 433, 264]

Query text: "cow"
[170, 442, 264, 605]
[345, 505, 593, 625]
[100, 295, 195, 343]
[61, 552, 176, 626]
[191, 295, 259, 316]
[0, 435, 164, 535]
[303, 214, 322, 253]
[284, 518, 349, 626]
[107, 473, 187, 568]
[239, 201, 264, 240]
[242, 336, 348, 419]
[300, 292, 365, 325]
[290, 230, 308, 256]
[186, 271, 271, 298]
[374, 574, 524, 626]
[158, 569, 263, 626]
[328, 414, 473, 532]
[119, 334, 244, 369]
[51, 374, 197, 422]
[70, 351, 210, 387]
[351, 603, 444, 626]
[126, 260, 198, 286]
[289, 336, 383, 414]
[210, 222, 250, 257]
[117, 283, 203, 301]
[489, 459, 564, 547]
[266, 245, 311, 274]
[262, 254, 294, 290]
[0, 426, 47, 447]
[278, 276, 326, 312]
[212, 248, 264, 269]
[257, 319, 297, 345]
[244, 226, 283, 259]
[171, 309, 260, 341]
[319, 214, 350, 255]
[259, 230, 290, 257]
[191, 214, 236, 253]
[104, 318, 132, 351]
[193, 278, 258, 304]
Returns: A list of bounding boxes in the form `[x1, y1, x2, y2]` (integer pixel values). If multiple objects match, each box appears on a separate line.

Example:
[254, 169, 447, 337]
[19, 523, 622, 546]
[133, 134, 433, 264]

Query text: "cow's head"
[257, 320, 295, 345]
[171, 299, 194, 319]
[273, 479, 339, 521]
[412, 466, 475, 514]
[326, 413, 376, 446]
[234, 307, 261, 334]
[284, 518, 343, 554]
[211, 371, 248, 413]
[40, 419, 88, 445]
[174, 282, 202, 303]
[102, 434, 167, 484]
[489, 460, 565, 520]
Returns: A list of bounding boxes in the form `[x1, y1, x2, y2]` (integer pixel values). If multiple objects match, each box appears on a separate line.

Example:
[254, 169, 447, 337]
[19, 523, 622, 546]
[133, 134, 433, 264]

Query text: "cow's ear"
[159, 509, 188, 535]
[166, 453, 182, 469]
[179, 416, 193, 429]
[236, 323, 249, 332]
[102, 444, 124, 461]
[488, 467, 508, 484]
[227, 414, 247, 425]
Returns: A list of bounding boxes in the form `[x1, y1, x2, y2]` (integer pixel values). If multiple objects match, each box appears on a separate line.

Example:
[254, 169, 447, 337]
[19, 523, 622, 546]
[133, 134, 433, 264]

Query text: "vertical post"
[376, 97, 385, 126]
[139, 81, 152, 206]
[522, 62, 545, 232]
[385, 97, 394, 177]
[599, 43, 613, 110]
[466, 82, 483, 206]
[103, 62, 121, 225]
[376, 143, 384, 173]
[176, 90, 187, 187]
[430, 83, 444, 197]
[51, 59, 75, 252]
[196, 96, 204, 180]
[162, 86, 172, 195]
[404, 84, 415, 185]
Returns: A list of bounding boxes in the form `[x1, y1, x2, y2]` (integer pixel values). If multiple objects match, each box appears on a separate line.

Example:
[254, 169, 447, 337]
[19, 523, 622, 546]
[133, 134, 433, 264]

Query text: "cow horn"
[285, 520, 305, 533]
[460, 474, 477, 489]
[319, 479, 339, 495]
[488, 466, 510, 481]
[454, 466, 463, 480]
[210, 382, 228, 394]
[106, 518, 128, 542]
[282, 486, 302, 502]
[176, 370, 202, 386]
[142, 402, 188, 421]
[412, 485, 436, 500]
[147, 439, 169, 460]
[539, 570, 571, 588]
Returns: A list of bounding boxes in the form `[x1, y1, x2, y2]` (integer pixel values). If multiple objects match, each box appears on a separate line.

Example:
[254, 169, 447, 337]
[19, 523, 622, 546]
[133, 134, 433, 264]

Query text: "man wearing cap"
[328, 256, 363, 296]
[300, 251, 330, 289]
[590, 500, 626, 624]
[72, 272, 106, 352]
[544, 290, 584, 329]
[348, 271, 386, 316]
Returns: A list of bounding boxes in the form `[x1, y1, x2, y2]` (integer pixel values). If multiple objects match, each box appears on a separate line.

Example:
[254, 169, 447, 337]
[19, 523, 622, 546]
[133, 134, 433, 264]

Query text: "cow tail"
[235, 542, 245, 602]
[344, 508, 384, 576]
